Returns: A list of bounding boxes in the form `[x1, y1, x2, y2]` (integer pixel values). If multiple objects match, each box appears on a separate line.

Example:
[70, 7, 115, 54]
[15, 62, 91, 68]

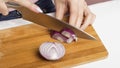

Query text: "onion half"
[39, 42, 65, 60]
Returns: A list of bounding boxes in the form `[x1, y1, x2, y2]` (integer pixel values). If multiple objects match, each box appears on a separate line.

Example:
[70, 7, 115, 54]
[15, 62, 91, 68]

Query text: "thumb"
[0, 1, 8, 15]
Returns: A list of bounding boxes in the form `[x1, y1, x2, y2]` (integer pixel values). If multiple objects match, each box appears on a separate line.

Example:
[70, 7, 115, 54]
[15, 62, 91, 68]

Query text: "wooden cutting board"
[0, 22, 108, 68]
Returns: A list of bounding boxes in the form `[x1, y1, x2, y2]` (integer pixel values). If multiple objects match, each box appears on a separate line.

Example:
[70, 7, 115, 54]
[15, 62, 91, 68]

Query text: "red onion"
[39, 42, 65, 60]
[66, 37, 74, 43]
[50, 30, 68, 42]
[50, 28, 78, 43]
[60, 28, 78, 41]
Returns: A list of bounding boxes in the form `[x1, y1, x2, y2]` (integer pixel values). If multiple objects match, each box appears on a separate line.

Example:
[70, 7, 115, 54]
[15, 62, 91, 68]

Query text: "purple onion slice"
[61, 28, 78, 41]
[50, 30, 68, 42]
[50, 28, 78, 43]
[66, 37, 74, 43]
[61, 28, 75, 38]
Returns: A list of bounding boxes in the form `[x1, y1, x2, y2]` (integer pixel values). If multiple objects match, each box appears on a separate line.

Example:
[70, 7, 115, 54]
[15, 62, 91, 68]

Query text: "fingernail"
[36, 7, 43, 13]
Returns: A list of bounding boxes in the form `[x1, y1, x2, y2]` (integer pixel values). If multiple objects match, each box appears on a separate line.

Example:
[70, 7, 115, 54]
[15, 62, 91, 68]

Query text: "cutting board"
[0, 21, 108, 68]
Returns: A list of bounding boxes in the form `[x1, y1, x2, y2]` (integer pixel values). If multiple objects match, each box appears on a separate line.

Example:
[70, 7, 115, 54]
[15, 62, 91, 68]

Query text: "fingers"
[0, 0, 8, 15]
[80, 8, 96, 30]
[11, 0, 42, 13]
[53, 0, 96, 31]
[75, 2, 84, 28]
[55, 4, 66, 20]
[69, 0, 79, 26]
[90, 12, 96, 25]
[75, 15, 83, 28]
[55, 0, 67, 20]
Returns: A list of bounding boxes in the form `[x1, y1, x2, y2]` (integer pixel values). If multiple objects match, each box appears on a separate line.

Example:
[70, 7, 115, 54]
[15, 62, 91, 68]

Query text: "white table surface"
[0, 0, 120, 68]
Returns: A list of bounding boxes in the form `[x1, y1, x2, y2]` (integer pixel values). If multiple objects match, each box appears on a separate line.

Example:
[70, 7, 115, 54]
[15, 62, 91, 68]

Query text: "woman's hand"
[54, 0, 96, 30]
[0, 0, 95, 30]
[0, 0, 41, 16]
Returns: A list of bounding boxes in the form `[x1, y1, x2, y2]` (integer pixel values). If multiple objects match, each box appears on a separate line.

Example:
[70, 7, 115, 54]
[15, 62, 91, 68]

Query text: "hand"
[54, 0, 96, 30]
[0, 0, 41, 16]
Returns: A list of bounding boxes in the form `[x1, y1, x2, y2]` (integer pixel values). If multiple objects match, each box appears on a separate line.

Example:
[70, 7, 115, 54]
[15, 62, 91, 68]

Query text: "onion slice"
[39, 42, 65, 60]
[60, 28, 78, 41]
[50, 28, 78, 43]
[50, 30, 68, 42]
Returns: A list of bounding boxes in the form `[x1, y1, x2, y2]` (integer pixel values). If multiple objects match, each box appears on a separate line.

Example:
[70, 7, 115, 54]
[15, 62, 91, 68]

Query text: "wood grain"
[0, 23, 108, 68]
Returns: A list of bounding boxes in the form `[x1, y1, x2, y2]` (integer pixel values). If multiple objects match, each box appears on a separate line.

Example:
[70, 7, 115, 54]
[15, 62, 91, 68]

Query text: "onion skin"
[39, 42, 65, 60]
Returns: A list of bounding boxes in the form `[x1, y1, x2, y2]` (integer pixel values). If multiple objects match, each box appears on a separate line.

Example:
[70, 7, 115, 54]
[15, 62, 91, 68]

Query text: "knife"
[7, 4, 96, 40]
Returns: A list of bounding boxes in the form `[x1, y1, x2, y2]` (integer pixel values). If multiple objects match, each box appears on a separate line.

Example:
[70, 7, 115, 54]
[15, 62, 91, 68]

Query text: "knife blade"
[8, 5, 96, 40]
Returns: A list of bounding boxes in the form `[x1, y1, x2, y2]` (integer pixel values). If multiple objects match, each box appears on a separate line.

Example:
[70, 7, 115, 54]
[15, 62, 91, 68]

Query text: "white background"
[0, 0, 120, 68]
